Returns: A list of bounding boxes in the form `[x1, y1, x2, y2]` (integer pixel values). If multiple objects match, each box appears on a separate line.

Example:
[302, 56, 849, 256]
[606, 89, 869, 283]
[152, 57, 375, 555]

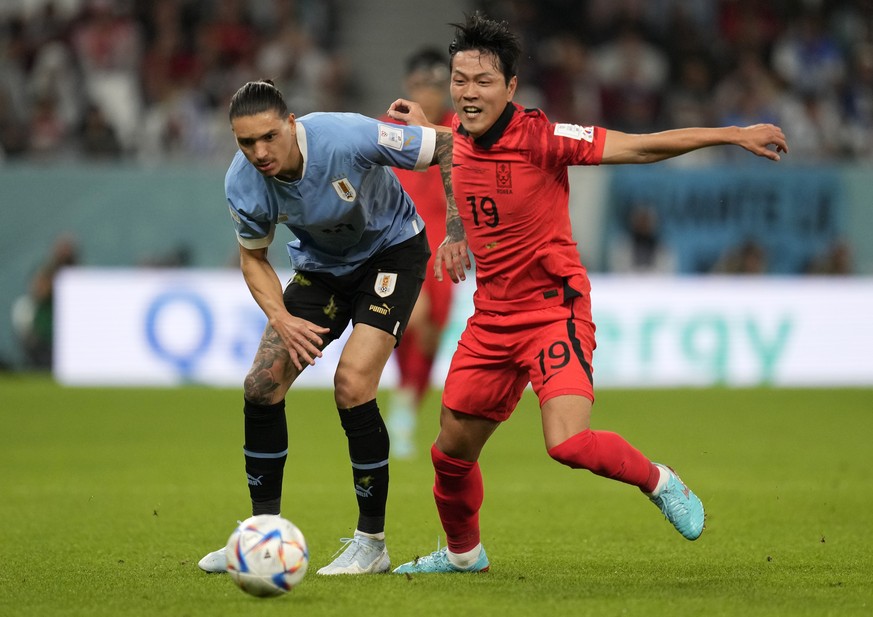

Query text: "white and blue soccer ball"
[225, 515, 309, 597]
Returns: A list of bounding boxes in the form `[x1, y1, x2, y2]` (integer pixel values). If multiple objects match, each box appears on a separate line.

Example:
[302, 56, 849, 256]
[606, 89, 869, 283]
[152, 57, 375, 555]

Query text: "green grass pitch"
[1, 376, 871, 616]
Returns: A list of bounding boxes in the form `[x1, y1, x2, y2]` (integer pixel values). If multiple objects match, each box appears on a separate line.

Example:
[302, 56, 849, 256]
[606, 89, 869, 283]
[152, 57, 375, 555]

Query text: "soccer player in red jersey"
[388, 12, 789, 573]
[381, 48, 457, 459]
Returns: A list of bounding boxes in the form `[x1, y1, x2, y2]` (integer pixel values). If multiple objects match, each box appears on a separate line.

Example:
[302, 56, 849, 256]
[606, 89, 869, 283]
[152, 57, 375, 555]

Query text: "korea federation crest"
[332, 177, 357, 202]
[375, 272, 397, 298]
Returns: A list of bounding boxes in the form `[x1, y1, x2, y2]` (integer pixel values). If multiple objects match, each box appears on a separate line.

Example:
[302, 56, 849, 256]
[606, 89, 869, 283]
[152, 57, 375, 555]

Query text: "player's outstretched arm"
[601, 124, 789, 165]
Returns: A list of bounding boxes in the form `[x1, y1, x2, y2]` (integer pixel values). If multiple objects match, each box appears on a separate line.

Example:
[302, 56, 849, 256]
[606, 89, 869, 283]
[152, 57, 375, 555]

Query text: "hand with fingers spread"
[270, 312, 329, 371]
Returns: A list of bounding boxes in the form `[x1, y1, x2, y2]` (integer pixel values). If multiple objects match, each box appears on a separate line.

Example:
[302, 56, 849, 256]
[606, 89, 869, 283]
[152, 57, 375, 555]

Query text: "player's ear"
[506, 75, 518, 100]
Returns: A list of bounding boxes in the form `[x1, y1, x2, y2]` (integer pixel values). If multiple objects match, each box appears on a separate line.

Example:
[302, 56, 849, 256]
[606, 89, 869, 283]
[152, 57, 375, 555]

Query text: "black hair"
[228, 80, 288, 121]
[448, 12, 521, 85]
[405, 47, 449, 76]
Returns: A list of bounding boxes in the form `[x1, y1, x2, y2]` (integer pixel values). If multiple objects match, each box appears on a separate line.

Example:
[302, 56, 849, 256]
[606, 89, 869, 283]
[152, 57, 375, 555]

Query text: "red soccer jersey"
[452, 102, 606, 313]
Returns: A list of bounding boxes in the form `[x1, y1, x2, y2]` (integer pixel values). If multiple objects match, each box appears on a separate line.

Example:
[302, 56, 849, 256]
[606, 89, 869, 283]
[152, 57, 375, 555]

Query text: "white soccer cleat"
[198, 546, 228, 573]
[316, 531, 390, 575]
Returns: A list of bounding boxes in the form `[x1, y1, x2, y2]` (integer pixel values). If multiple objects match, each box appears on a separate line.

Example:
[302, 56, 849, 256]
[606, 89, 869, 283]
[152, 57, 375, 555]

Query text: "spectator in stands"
[593, 20, 668, 133]
[608, 204, 677, 274]
[79, 102, 122, 159]
[712, 239, 768, 274]
[70, 0, 143, 152]
[842, 42, 873, 160]
[12, 234, 80, 369]
[771, 9, 846, 98]
[538, 33, 603, 125]
[806, 239, 853, 275]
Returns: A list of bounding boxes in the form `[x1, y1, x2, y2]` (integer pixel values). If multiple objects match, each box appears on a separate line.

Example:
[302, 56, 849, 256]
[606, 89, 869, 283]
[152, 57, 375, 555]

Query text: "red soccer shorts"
[442, 295, 596, 421]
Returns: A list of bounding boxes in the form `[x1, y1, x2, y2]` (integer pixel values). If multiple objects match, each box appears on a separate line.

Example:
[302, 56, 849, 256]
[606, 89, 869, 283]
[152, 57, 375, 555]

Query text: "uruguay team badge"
[375, 272, 397, 297]
[332, 177, 356, 202]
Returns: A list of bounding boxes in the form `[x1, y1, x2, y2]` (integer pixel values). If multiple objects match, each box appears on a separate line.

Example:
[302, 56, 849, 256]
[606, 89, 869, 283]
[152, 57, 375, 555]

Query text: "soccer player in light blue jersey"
[198, 80, 456, 576]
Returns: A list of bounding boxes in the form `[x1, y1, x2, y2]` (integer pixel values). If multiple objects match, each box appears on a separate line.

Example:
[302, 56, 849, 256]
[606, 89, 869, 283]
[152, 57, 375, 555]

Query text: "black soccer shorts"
[282, 231, 430, 348]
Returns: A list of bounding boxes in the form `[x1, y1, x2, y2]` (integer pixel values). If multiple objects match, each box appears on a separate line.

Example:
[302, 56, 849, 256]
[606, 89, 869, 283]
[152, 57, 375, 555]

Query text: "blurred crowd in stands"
[0, 0, 346, 164]
[480, 0, 873, 164]
[1, 0, 871, 164]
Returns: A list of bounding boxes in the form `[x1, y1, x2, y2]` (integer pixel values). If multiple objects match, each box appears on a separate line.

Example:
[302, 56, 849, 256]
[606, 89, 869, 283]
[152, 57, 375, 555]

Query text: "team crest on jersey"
[332, 177, 356, 202]
[374, 272, 397, 297]
[496, 162, 512, 193]
[378, 123, 404, 150]
[554, 123, 594, 142]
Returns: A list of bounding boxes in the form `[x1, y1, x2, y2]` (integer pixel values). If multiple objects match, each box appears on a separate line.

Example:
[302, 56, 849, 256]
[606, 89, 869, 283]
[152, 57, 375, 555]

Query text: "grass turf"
[1, 376, 871, 616]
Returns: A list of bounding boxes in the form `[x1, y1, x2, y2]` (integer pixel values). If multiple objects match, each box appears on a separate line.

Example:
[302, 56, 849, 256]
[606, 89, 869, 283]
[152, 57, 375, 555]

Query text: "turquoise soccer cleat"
[393, 546, 490, 574]
[649, 463, 705, 540]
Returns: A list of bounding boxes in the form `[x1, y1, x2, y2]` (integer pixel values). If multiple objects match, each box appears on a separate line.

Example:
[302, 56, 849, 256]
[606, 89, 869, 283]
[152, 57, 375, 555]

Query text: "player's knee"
[548, 447, 577, 468]
[243, 362, 292, 404]
[547, 429, 594, 470]
[333, 367, 375, 409]
[243, 370, 273, 405]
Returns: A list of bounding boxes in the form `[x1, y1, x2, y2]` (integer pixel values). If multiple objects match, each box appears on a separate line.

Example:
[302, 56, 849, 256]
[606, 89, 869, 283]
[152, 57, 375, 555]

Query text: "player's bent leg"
[316, 531, 390, 575]
[393, 545, 489, 574]
[647, 464, 705, 540]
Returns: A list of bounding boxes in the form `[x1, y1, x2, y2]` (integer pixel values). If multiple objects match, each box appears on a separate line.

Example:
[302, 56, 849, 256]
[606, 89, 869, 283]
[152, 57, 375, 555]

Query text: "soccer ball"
[225, 515, 309, 597]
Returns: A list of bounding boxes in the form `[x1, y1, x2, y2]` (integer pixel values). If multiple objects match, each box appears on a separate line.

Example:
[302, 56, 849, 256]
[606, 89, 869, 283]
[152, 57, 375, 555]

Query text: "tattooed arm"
[431, 130, 471, 282]
[239, 244, 329, 371]
[388, 98, 471, 283]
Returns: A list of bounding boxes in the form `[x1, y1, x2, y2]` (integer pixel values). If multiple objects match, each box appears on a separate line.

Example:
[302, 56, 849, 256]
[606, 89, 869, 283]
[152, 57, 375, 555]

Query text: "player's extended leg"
[316, 323, 397, 575]
[198, 325, 305, 573]
[542, 394, 705, 540]
[393, 404, 497, 574]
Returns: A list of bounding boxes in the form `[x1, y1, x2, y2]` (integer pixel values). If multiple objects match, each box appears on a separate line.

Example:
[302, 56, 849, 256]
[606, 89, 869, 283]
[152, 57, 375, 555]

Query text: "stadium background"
[2, 4, 872, 615]
[1, 0, 872, 378]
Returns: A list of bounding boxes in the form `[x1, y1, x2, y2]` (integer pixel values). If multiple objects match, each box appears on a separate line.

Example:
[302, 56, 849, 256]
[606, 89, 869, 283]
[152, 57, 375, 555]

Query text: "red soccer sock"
[547, 429, 661, 492]
[431, 444, 483, 553]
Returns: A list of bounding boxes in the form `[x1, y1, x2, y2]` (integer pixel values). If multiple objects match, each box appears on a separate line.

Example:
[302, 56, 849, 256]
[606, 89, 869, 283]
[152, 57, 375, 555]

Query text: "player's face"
[450, 50, 517, 139]
[232, 111, 297, 178]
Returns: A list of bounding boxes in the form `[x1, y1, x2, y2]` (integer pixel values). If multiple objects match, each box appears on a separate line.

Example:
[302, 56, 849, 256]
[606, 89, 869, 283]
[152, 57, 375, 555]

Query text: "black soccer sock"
[337, 400, 390, 535]
[243, 399, 288, 516]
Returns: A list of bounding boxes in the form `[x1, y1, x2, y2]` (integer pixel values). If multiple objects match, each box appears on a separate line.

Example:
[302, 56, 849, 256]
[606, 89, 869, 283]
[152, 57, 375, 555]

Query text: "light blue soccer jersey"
[225, 112, 436, 275]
